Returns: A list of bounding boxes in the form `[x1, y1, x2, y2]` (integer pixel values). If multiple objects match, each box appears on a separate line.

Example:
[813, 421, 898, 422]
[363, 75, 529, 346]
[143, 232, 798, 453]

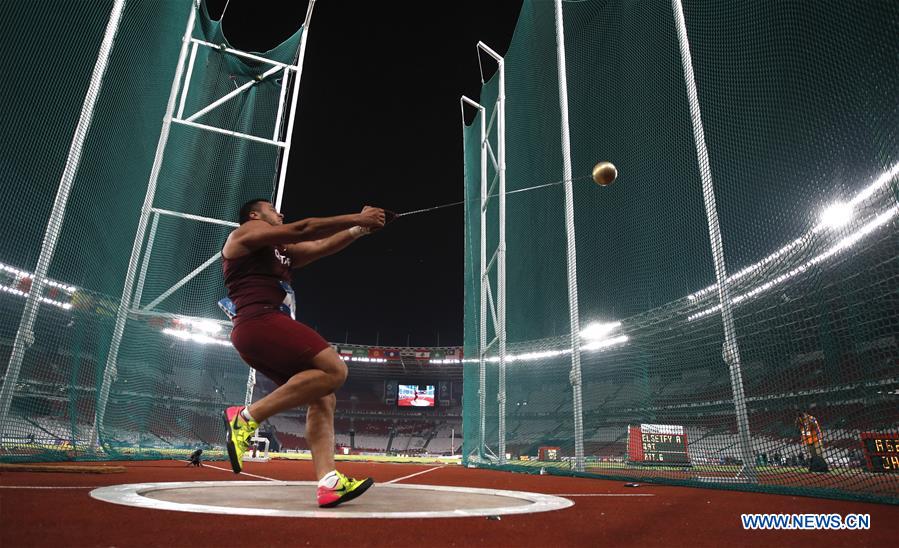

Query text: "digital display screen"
[628, 424, 691, 465]
[860, 433, 899, 473]
[397, 384, 435, 407]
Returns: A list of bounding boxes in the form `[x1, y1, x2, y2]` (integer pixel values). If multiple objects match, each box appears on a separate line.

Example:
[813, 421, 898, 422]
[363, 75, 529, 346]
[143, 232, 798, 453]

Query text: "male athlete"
[221, 198, 385, 507]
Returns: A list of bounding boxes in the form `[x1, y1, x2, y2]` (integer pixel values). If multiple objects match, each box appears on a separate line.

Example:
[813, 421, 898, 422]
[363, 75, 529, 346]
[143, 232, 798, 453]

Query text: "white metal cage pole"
[92, 2, 200, 448]
[131, 212, 159, 308]
[244, 368, 256, 408]
[461, 96, 488, 461]
[496, 53, 508, 467]
[479, 99, 488, 461]
[553, 0, 585, 473]
[0, 0, 127, 431]
[274, 0, 316, 212]
[478, 42, 507, 466]
[672, 0, 756, 482]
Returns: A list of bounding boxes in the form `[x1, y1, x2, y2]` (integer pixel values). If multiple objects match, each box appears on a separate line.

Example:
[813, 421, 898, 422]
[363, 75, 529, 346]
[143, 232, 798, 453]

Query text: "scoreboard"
[628, 424, 690, 466]
[538, 446, 561, 461]
[860, 433, 899, 473]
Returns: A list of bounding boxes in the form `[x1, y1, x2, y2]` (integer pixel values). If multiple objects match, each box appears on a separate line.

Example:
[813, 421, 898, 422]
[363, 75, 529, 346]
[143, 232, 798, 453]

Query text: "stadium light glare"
[505, 349, 568, 363]
[582, 335, 629, 351]
[0, 283, 73, 310]
[689, 204, 899, 321]
[474, 333, 628, 364]
[0, 284, 27, 298]
[819, 202, 853, 228]
[849, 161, 899, 206]
[184, 319, 221, 334]
[0, 262, 26, 277]
[687, 161, 899, 303]
[162, 327, 231, 346]
[0, 261, 78, 293]
[580, 321, 621, 341]
[347, 356, 388, 363]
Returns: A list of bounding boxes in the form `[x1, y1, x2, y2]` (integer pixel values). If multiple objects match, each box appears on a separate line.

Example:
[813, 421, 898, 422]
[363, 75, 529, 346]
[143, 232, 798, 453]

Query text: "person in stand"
[221, 198, 385, 507]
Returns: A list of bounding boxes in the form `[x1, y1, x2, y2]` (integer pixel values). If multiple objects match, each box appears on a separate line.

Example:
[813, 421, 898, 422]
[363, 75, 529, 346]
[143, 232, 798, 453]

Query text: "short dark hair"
[238, 199, 270, 224]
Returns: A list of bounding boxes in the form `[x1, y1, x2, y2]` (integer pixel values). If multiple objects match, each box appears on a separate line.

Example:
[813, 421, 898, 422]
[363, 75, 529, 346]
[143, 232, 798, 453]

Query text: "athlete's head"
[239, 199, 283, 225]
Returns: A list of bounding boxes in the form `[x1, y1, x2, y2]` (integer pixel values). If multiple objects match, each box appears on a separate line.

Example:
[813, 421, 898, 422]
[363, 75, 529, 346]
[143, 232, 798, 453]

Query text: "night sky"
[205, 0, 523, 347]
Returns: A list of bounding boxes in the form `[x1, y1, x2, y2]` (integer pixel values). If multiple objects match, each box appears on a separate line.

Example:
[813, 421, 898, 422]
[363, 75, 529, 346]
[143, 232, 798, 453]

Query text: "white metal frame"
[91, 0, 318, 448]
[672, 0, 756, 482]
[274, 1, 316, 212]
[242, 430, 271, 462]
[136, 209, 238, 312]
[174, 58, 287, 148]
[465, 41, 508, 465]
[460, 95, 487, 461]
[0, 0, 128, 434]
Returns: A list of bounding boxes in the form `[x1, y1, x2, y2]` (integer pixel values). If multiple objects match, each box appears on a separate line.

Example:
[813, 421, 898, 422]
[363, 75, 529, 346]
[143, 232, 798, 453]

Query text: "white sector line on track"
[383, 466, 444, 484]
[196, 461, 445, 485]
[0, 485, 99, 489]
[195, 462, 281, 482]
[552, 493, 655, 497]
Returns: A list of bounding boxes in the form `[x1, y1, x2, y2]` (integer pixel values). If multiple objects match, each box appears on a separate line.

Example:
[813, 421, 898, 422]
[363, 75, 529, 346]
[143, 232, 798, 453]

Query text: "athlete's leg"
[305, 393, 337, 480]
[226, 315, 347, 477]
[247, 347, 347, 423]
[311, 389, 373, 508]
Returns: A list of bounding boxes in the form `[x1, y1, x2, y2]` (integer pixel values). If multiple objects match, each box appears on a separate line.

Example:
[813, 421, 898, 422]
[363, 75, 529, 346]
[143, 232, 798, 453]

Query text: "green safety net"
[463, 0, 899, 504]
[0, 0, 303, 461]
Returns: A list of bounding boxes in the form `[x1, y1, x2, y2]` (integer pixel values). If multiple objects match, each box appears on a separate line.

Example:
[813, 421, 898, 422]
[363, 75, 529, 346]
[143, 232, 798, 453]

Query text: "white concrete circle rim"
[90, 481, 574, 519]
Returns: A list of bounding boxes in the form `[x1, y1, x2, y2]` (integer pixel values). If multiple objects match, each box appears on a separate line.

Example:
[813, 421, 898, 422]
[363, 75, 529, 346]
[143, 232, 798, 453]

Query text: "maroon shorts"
[230, 312, 331, 386]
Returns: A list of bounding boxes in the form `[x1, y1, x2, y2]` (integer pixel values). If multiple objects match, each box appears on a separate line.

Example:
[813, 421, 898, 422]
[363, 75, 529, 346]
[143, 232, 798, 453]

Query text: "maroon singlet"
[223, 245, 331, 385]
[222, 245, 292, 324]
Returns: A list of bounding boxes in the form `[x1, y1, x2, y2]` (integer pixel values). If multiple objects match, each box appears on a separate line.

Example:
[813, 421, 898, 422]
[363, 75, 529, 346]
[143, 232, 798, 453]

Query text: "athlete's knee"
[329, 360, 348, 390]
[321, 358, 347, 391]
[312, 349, 347, 391]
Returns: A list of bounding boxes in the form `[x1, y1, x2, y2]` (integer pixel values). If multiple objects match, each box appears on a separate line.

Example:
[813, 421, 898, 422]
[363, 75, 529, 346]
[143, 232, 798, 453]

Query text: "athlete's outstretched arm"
[287, 207, 383, 268]
[286, 227, 365, 269]
[225, 208, 384, 258]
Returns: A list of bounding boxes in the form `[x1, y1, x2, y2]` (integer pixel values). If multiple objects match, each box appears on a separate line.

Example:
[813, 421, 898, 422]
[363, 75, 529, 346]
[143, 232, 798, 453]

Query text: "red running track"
[0, 459, 896, 547]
